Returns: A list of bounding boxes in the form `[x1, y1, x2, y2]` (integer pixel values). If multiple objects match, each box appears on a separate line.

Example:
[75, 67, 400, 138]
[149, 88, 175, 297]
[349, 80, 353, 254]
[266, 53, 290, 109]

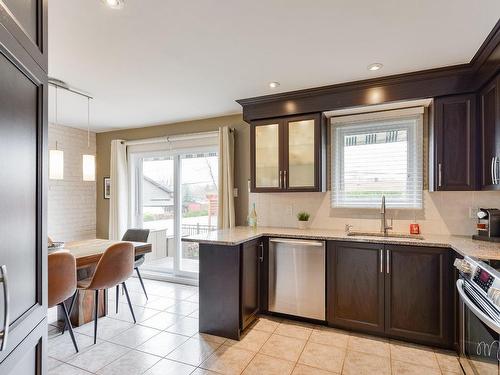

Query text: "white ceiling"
[48, 0, 500, 132]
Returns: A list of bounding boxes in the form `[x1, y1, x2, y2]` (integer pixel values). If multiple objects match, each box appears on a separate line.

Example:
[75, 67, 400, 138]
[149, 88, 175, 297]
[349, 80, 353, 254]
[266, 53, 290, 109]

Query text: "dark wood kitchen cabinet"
[250, 113, 325, 192]
[433, 94, 477, 191]
[480, 73, 500, 190]
[199, 239, 262, 340]
[0, 1, 48, 374]
[327, 242, 385, 333]
[385, 245, 453, 347]
[327, 242, 453, 348]
[241, 239, 262, 330]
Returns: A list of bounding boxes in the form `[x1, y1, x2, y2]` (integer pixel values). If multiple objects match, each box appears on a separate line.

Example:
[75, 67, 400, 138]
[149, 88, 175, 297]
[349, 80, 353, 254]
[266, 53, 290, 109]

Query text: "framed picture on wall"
[104, 177, 111, 199]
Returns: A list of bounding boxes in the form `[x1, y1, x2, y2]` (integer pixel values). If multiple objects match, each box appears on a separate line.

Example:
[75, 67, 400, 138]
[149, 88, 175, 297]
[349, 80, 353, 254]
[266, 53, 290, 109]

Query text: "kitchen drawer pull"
[259, 242, 264, 262]
[386, 250, 390, 274]
[269, 238, 324, 247]
[0, 265, 10, 351]
[380, 250, 383, 273]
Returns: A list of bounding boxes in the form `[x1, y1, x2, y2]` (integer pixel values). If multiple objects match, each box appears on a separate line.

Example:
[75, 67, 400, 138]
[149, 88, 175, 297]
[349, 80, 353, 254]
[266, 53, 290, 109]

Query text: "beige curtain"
[217, 127, 235, 229]
[108, 140, 129, 240]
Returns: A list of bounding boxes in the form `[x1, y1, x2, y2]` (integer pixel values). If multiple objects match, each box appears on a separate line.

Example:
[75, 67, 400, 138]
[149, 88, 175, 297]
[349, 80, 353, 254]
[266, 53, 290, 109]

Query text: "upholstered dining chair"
[48, 251, 79, 353]
[77, 242, 136, 344]
[121, 229, 150, 300]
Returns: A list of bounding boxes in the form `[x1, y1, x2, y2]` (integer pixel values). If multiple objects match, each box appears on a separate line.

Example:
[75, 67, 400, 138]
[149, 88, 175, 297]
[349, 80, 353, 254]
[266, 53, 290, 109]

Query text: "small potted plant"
[297, 212, 310, 229]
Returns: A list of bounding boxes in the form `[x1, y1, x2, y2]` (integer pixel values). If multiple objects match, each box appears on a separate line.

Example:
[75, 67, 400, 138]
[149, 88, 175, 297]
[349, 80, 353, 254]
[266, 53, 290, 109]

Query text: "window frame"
[331, 108, 424, 209]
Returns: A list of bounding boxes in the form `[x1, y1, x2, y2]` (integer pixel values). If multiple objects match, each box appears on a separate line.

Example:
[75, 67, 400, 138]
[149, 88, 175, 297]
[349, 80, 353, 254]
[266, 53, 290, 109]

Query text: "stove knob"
[454, 259, 472, 274]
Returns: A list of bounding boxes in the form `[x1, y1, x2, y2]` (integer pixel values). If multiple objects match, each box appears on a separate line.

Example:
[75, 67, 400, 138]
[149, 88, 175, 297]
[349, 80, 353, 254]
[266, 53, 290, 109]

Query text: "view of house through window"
[331, 109, 423, 209]
[131, 148, 218, 278]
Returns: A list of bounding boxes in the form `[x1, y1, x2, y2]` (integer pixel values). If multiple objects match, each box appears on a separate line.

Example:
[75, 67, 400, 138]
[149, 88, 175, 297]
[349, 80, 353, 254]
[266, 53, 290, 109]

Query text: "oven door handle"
[456, 279, 500, 334]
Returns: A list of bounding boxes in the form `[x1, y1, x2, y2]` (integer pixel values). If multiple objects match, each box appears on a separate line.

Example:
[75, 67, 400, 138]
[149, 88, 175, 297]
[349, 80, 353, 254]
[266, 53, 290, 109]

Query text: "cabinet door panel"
[434, 94, 476, 190]
[251, 121, 282, 191]
[241, 239, 260, 329]
[0, 0, 47, 71]
[385, 246, 452, 347]
[327, 241, 385, 333]
[0, 26, 47, 364]
[481, 76, 500, 190]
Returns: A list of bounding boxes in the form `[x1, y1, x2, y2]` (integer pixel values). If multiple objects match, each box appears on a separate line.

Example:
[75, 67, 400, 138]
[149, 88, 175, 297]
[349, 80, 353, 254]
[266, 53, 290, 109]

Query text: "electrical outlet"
[285, 205, 293, 216]
[469, 207, 479, 219]
[233, 188, 238, 197]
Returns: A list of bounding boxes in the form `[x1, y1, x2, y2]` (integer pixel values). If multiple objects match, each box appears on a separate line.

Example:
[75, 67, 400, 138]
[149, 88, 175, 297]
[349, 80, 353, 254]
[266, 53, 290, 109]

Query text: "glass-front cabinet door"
[285, 115, 319, 190]
[252, 121, 282, 191]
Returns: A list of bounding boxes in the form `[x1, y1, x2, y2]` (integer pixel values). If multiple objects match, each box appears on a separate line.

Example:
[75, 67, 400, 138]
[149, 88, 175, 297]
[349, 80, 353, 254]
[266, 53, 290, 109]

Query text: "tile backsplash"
[249, 191, 500, 236]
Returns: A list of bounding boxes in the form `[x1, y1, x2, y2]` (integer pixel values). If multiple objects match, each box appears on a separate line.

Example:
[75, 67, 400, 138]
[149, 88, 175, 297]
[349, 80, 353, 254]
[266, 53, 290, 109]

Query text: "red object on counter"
[410, 223, 420, 235]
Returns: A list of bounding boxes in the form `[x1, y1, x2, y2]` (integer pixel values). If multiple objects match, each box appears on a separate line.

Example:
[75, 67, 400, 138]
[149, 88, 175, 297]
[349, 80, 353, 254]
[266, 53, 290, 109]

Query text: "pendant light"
[82, 97, 95, 181]
[49, 86, 64, 180]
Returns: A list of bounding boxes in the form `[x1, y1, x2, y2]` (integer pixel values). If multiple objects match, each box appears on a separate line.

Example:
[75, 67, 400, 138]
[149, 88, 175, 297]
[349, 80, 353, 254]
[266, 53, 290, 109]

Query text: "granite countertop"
[182, 226, 500, 261]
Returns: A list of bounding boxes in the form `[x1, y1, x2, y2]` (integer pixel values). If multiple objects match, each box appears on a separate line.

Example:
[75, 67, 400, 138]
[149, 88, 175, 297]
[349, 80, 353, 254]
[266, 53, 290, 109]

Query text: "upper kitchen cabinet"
[480, 73, 500, 190]
[0, 0, 47, 71]
[432, 94, 477, 191]
[250, 113, 325, 192]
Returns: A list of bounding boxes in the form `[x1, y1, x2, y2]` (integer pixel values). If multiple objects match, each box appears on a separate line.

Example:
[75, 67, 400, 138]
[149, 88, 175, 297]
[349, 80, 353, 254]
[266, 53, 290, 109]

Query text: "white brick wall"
[48, 123, 96, 242]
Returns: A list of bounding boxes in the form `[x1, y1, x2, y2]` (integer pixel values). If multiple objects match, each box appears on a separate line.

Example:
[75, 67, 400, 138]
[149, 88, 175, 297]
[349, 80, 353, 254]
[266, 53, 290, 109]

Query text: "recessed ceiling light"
[102, 0, 125, 9]
[269, 81, 280, 88]
[367, 63, 383, 71]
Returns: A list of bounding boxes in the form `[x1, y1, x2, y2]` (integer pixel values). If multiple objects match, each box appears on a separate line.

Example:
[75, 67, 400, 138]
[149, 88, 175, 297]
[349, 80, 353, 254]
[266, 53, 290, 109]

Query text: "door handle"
[284, 170, 287, 188]
[259, 242, 264, 262]
[438, 163, 442, 188]
[386, 250, 390, 274]
[279, 170, 283, 189]
[0, 265, 10, 351]
[495, 157, 499, 185]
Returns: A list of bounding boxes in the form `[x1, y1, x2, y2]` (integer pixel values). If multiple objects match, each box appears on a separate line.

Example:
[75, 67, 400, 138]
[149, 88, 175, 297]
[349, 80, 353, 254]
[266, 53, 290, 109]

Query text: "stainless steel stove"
[455, 257, 500, 374]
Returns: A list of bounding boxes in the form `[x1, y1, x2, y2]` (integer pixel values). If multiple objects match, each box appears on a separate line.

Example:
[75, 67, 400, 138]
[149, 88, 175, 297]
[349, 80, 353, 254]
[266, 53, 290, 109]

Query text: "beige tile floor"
[48, 278, 464, 375]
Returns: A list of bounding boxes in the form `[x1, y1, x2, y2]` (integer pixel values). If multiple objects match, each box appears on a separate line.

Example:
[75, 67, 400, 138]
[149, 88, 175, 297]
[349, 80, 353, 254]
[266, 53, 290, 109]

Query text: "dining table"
[54, 238, 152, 327]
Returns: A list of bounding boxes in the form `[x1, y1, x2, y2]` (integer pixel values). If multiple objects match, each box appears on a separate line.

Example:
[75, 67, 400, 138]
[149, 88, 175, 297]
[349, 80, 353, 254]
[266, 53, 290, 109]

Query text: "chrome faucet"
[380, 195, 393, 236]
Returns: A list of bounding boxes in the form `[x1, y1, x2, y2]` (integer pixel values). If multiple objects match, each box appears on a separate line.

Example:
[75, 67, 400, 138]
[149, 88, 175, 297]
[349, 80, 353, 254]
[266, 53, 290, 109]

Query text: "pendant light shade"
[82, 154, 95, 181]
[82, 97, 96, 181]
[49, 149, 64, 180]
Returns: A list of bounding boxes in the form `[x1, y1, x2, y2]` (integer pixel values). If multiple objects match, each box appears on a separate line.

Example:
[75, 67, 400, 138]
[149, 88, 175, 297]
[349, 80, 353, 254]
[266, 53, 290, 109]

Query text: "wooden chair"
[48, 251, 79, 353]
[77, 242, 136, 344]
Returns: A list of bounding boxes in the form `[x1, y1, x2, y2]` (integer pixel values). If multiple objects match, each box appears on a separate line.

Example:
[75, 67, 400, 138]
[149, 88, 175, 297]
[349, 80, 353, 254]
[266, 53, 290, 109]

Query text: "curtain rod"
[48, 77, 94, 100]
[121, 130, 222, 146]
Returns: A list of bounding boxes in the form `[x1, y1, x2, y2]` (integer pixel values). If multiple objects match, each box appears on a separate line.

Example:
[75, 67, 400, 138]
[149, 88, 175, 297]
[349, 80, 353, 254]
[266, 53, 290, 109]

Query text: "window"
[331, 108, 423, 209]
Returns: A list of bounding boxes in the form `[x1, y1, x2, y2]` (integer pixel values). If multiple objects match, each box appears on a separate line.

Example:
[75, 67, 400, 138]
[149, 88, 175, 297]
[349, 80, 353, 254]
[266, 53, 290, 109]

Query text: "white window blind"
[331, 108, 423, 209]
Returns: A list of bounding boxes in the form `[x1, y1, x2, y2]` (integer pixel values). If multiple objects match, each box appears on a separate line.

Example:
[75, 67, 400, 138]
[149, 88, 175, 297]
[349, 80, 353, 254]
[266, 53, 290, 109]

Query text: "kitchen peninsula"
[184, 226, 500, 349]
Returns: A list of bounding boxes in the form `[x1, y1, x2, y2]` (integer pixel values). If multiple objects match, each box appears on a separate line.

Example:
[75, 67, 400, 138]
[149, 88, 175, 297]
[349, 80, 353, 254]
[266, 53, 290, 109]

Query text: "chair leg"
[135, 267, 148, 300]
[62, 290, 78, 334]
[122, 282, 136, 323]
[93, 289, 99, 344]
[60, 302, 79, 353]
[116, 285, 120, 314]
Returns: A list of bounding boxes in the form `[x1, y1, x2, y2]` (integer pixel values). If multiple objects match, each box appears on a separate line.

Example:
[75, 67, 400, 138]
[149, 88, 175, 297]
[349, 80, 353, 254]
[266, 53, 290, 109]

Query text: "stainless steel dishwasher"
[268, 238, 325, 320]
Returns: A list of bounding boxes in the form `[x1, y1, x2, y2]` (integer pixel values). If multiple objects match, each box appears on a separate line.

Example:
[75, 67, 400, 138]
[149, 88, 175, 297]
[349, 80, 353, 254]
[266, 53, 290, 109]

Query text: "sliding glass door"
[130, 146, 218, 279]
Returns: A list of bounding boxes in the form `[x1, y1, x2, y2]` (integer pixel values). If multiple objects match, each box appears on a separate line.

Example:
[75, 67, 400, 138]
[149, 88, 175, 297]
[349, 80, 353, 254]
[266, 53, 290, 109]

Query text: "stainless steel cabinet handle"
[0, 265, 9, 351]
[279, 170, 283, 188]
[438, 163, 442, 188]
[386, 250, 390, 274]
[269, 238, 324, 247]
[495, 157, 499, 185]
[259, 242, 264, 262]
[492, 157, 496, 185]
[284, 170, 287, 188]
[380, 250, 383, 273]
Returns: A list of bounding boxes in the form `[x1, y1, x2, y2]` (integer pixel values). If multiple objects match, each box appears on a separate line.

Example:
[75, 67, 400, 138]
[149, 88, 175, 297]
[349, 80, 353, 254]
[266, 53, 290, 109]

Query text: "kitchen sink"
[347, 231, 424, 240]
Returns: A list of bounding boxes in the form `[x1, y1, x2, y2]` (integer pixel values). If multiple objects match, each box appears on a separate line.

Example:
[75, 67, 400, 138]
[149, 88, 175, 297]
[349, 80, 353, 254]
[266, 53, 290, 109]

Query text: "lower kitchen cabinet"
[327, 242, 385, 333]
[241, 239, 262, 330]
[199, 239, 262, 340]
[385, 245, 453, 346]
[327, 241, 453, 348]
